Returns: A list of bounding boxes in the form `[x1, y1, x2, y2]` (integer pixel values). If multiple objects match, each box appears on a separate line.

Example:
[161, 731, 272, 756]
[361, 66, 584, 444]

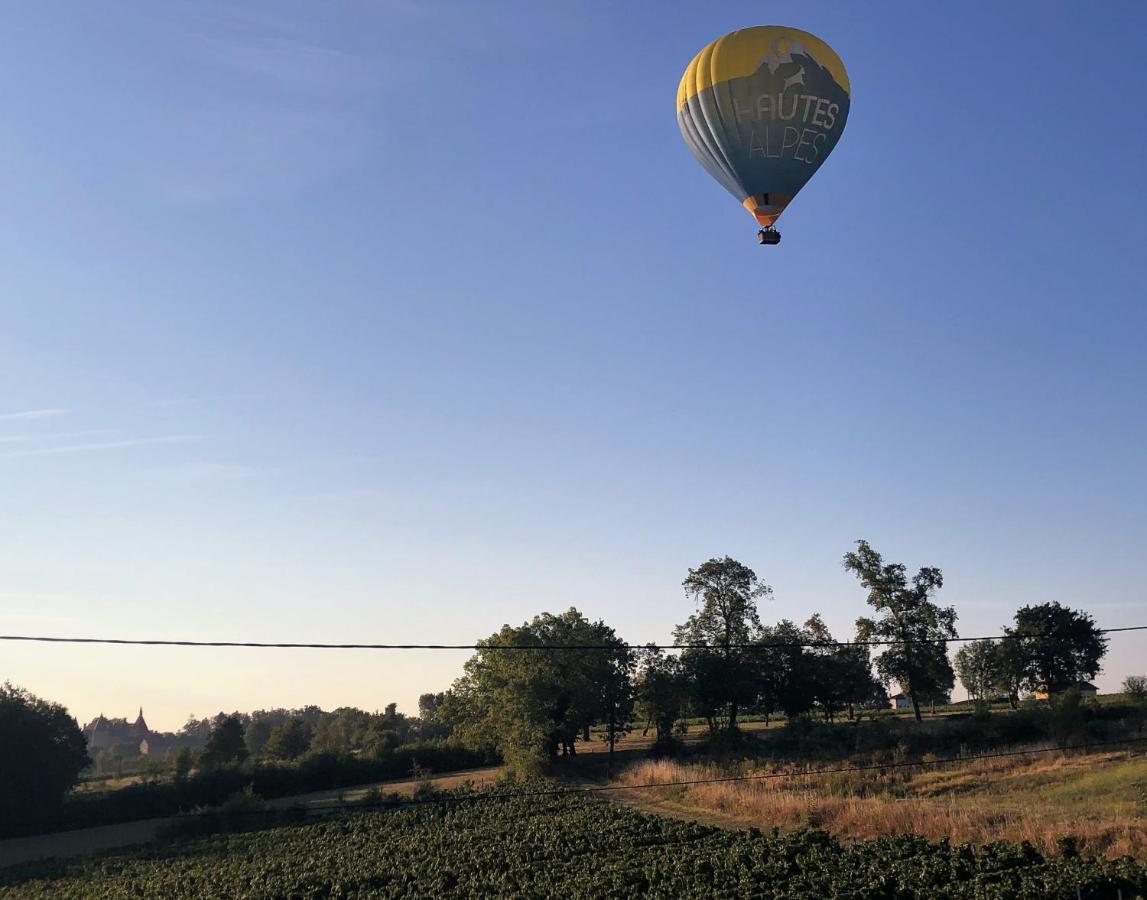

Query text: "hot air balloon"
[677, 26, 850, 244]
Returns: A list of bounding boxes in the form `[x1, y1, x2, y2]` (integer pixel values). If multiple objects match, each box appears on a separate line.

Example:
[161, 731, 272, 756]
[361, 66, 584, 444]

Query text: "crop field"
[3, 789, 1146, 899]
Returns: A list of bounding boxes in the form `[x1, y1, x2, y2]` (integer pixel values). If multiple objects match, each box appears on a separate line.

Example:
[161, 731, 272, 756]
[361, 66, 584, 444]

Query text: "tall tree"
[954, 639, 1001, 702]
[0, 684, 90, 826]
[264, 717, 313, 760]
[202, 714, 248, 768]
[993, 637, 1027, 709]
[674, 556, 771, 734]
[634, 651, 687, 746]
[844, 540, 957, 722]
[1005, 602, 1107, 695]
[800, 616, 881, 723]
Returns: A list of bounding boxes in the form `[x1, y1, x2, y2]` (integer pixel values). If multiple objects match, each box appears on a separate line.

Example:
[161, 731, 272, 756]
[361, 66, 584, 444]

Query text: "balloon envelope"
[677, 26, 850, 227]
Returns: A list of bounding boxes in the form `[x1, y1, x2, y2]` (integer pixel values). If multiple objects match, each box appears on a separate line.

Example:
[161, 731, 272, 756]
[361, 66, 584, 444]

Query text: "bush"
[0, 684, 90, 830]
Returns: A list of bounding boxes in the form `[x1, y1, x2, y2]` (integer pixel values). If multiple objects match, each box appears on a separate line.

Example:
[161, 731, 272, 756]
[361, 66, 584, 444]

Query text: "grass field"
[615, 746, 1147, 858]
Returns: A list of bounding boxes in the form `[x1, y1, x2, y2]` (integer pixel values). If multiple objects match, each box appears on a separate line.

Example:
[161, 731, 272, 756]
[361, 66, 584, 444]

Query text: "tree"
[1123, 675, 1147, 701]
[1005, 603, 1107, 695]
[674, 557, 771, 734]
[173, 746, 195, 782]
[844, 540, 957, 722]
[442, 608, 630, 773]
[264, 717, 313, 760]
[993, 637, 1027, 709]
[418, 692, 451, 740]
[955, 639, 1002, 702]
[634, 652, 687, 747]
[0, 683, 90, 824]
[796, 616, 882, 723]
[202, 714, 248, 768]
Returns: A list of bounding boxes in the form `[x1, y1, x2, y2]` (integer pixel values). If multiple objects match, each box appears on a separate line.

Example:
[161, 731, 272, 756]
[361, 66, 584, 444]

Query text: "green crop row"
[3, 789, 1144, 898]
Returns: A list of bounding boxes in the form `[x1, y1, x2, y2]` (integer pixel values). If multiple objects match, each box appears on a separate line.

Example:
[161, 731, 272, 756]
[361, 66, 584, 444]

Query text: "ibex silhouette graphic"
[782, 66, 806, 94]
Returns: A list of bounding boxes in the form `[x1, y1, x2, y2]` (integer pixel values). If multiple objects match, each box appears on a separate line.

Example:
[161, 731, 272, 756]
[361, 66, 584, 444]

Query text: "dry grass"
[615, 748, 1147, 858]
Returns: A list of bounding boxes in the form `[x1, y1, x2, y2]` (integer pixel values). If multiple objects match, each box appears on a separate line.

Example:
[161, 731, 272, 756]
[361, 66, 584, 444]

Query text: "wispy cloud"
[145, 8, 409, 206]
[0, 430, 112, 445]
[158, 461, 260, 480]
[0, 408, 70, 422]
[0, 435, 201, 459]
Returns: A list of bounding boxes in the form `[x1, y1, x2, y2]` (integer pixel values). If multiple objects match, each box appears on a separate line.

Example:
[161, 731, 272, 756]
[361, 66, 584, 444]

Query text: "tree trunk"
[908, 687, 922, 722]
[729, 700, 738, 732]
[582, 723, 591, 742]
[607, 709, 616, 773]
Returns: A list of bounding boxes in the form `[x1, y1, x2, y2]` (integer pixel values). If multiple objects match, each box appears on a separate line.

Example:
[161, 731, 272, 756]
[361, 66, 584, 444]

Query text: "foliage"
[4, 788, 1146, 898]
[441, 608, 631, 773]
[845, 540, 957, 722]
[0, 683, 90, 828]
[0, 742, 494, 840]
[1123, 675, 1147, 701]
[201, 714, 248, 769]
[1005, 603, 1108, 695]
[263, 717, 313, 760]
[954, 639, 1002, 702]
[634, 651, 687, 749]
[674, 556, 771, 734]
[173, 747, 195, 782]
[801, 615, 883, 722]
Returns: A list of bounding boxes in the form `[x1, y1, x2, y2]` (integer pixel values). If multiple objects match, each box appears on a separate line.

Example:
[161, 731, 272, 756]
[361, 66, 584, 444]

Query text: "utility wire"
[184, 734, 1147, 819]
[1, 625, 1144, 652]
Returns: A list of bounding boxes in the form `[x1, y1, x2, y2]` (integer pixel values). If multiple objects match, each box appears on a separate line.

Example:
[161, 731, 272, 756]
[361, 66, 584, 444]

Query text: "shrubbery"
[0, 742, 496, 839]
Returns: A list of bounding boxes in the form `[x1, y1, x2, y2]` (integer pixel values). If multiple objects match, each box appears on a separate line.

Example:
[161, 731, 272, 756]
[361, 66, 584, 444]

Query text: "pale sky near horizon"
[2, 2, 1145, 733]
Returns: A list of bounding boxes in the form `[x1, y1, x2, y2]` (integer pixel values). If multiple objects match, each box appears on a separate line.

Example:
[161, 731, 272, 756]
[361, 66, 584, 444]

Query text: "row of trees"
[433, 541, 1113, 771]
[955, 602, 1109, 708]
[180, 702, 424, 763]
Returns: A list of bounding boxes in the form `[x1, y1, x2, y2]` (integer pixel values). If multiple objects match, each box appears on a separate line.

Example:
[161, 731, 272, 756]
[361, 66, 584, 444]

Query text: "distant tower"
[131, 707, 150, 737]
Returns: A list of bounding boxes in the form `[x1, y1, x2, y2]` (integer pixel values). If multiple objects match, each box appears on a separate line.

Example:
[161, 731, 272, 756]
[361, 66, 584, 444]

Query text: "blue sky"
[2, 2, 1145, 731]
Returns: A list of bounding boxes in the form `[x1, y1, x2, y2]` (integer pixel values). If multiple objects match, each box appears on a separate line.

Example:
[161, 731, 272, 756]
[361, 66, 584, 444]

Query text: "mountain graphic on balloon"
[678, 26, 851, 242]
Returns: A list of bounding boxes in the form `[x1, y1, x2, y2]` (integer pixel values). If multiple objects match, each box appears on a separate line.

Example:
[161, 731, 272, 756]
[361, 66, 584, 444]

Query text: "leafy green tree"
[418, 692, 451, 740]
[0, 683, 90, 824]
[442, 608, 630, 773]
[992, 637, 1027, 709]
[264, 717, 313, 760]
[202, 714, 248, 768]
[634, 651, 687, 747]
[798, 616, 881, 723]
[955, 639, 1002, 702]
[758, 619, 815, 720]
[173, 746, 195, 782]
[844, 540, 957, 722]
[244, 719, 275, 758]
[1004, 602, 1107, 695]
[674, 557, 771, 735]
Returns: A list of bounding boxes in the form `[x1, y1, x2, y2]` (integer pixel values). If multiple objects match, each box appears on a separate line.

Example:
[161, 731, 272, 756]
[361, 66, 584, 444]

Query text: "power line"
[1, 625, 1144, 652]
[187, 735, 1147, 819]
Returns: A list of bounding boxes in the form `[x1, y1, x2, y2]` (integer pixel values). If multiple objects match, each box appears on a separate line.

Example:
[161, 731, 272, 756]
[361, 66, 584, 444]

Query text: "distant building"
[889, 692, 913, 711]
[83, 708, 152, 753]
[1033, 682, 1099, 701]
